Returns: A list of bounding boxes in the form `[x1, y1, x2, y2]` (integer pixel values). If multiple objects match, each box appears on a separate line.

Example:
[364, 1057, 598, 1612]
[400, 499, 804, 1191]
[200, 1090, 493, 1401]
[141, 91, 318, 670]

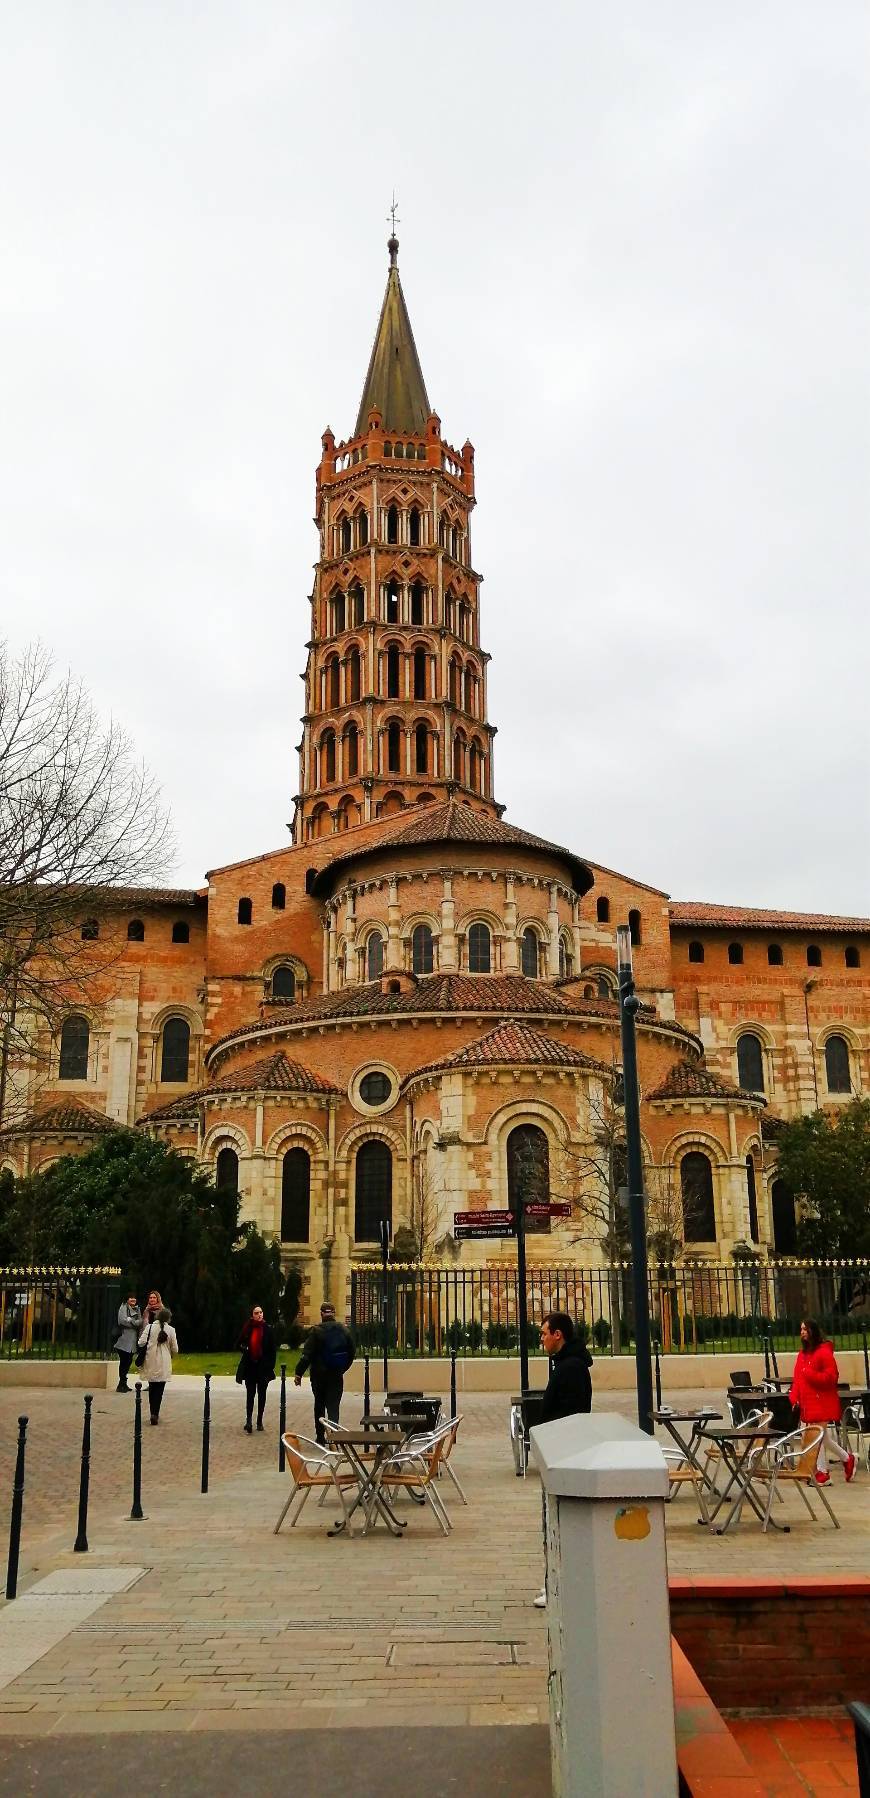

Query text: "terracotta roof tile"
[406, 1021, 612, 1083]
[140, 1092, 203, 1123]
[308, 799, 593, 895]
[205, 1051, 339, 1097]
[1, 1099, 118, 1139]
[670, 901, 870, 935]
[648, 1061, 764, 1105]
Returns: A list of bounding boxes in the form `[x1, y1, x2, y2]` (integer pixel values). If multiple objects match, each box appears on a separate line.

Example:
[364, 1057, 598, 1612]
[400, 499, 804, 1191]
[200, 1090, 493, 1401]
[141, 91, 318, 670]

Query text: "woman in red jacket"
[788, 1319, 855, 1484]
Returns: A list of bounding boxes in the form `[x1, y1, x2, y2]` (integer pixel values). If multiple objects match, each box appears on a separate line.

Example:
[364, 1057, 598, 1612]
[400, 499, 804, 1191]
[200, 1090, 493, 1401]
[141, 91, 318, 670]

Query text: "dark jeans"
[245, 1370, 271, 1426]
[148, 1381, 166, 1420]
[312, 1373, 344, 1446]
[117, 1349, 133, 1389]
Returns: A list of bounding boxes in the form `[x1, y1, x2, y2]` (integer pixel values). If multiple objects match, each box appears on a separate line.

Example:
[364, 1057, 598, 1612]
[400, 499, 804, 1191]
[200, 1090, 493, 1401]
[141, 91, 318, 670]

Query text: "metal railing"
[0, 1268, 122, 1360]
[350, 1260, 870, 1358]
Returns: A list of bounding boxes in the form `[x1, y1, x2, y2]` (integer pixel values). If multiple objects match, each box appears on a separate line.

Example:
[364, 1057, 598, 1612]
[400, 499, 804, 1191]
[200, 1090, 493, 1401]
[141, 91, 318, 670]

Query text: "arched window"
[728, 942, 743, 965]
[597, 974, 613, 998]
[81, 918, 99, 940]
[415, 722, 428, 773]
[328, 658, 340, 707]
[409, 507, 421, 546]
[340, 516, 352, 554]
[387, 505, 399, 545]
[411, 923, 434, 975]
[59, 1015, 89, 1080]
[507, 1123, 551, 1236]
[467, 921, 491, 973]
[344, 723, 359, 777]
[825, 1035, 851, 1094]
[347, 646, 361, 702]
[322, 731, 336, 783]
[271, 883, 286, 911]
[386, 580, 399, 623]
[807, 944, 822, 967]
[745, 1156, 759, 1243]
[238, 897, 252, 925]
[366, 932, 385, 981]
[771, 1179, 797, 1254]
[449, 657, 461, 707]
[468, 742, 480, 792]
[413, 647, 427, 698]
[216, 1147, 239, 1195]
[596, 896, 610, 924]
[357, 511, 368, 548]
[736, 1033, 765, 1092]
[452, 732, 465, 783]
[354, 1139, 392, 1241]
[410, 581, 424, 625]
[387, 721, 401, 773]
[560, 938, 574, 978]
[768, 943, 783, 966]
[628, 909, 642, 947]
[272, 965, 296, 1001]
[350, 585, 365, 627]
[281, 1147, 311, 1242]
[171, 921, 190, 945]
[127, 919, 145, 942]
[387, 644, 400, 697]
[845, 945, 861, 969]
[330, 591, 345, 634]
[161, 1017, 191, 1083]
[688, 941, 704, 964]
[681, 1152, 716, 1243]
[520, 927, 539, 978]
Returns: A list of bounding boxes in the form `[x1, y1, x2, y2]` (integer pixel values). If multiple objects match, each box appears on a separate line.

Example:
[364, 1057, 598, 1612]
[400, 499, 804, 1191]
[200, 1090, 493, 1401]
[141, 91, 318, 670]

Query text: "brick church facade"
[3, 237, 868, 1319]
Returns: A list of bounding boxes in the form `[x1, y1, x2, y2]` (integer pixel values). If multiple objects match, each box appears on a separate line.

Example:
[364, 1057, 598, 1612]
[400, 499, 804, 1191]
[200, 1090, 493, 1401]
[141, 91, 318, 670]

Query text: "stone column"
[547, 883, 561, 977]
[343, 889, 358, 984]
[327, 906, 339, 990]
[386, 875, 403, 971]
[439, 871, 457, 970]
[503, 873, 519, 973]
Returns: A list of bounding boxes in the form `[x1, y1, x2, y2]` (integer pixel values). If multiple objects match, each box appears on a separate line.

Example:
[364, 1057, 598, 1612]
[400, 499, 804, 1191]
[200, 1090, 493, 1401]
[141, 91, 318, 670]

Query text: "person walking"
[137, 1303, 178, 1425]
[788, 1318, 856, 1484]
[534, 1311, 593, 1607]
[294, 1303, 355, 1445]
[115, 1293, 141, 1392]
[238, 1304, 277, 1433]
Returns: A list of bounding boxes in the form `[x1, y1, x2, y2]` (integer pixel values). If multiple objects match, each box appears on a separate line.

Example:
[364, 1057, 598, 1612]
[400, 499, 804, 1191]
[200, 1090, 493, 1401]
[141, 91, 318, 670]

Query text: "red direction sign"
[524, 1201, 572, 1220]
[454, 1224, 516, 1240]
[454, 1209, 514, 1227]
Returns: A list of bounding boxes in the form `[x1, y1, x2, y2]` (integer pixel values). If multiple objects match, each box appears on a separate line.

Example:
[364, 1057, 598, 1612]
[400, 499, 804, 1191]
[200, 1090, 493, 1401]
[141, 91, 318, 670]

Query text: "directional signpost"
[453, 1201, 573, 1390]
[454, 1210, 515, 1241]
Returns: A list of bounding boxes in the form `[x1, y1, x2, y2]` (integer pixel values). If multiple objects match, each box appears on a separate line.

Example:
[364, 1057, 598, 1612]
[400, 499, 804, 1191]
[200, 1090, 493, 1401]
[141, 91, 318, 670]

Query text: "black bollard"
[130, 1382, 144, 1520]
[450, 1351, 457, 1421]
[5, 1415, 28, 1600]
[201, 1372, 211, 1495]
[364, 1354, 371, 1416]
[73, 1395, 93, 1553]
[654, 1349, 662, 1412]
[763, 1335, 771, 1382]
[278, 1363, 287, 1472]
[863, 1330, 869, 1388]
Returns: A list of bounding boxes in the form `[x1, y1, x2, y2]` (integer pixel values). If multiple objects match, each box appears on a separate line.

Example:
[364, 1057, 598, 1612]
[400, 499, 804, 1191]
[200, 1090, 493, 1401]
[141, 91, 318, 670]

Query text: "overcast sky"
[2, 4, 868, 912]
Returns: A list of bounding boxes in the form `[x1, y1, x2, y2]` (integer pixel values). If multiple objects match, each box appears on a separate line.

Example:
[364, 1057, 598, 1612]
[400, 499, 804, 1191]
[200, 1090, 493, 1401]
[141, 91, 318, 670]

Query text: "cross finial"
[388, 191, 400, 236]
[387, 193, 400, 266]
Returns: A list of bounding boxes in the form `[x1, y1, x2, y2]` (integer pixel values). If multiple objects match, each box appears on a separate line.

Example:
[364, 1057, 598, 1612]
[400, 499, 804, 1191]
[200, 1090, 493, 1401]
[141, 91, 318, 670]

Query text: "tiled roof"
[205, 1052, 339, 1096]
[406, 1021, 612, 1083]
[670, 902, 870, 935]
[1, 1099, 118, 1139]
[761, 1111, 786, 1140]
[139, 1092, 203, 1124]
[308, 799, 594, 896]
[647, 1062, 764, 1106]
[60, 884, 204, 907]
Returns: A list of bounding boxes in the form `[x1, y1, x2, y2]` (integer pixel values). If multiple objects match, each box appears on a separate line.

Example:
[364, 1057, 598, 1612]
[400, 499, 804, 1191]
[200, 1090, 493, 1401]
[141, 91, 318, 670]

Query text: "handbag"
[135, 1322, 153, 1369]
[235, 1355, 246, 1385]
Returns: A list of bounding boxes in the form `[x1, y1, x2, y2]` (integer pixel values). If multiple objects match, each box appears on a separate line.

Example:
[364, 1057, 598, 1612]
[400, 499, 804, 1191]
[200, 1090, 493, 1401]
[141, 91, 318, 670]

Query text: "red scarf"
[248, 1323, 264, 1361]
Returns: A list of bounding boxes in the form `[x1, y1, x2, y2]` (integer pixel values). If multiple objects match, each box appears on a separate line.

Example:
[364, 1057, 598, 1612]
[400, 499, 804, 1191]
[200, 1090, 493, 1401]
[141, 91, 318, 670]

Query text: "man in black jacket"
[534, 1312, 593, 1607]
[294, 1304, 356, 1445]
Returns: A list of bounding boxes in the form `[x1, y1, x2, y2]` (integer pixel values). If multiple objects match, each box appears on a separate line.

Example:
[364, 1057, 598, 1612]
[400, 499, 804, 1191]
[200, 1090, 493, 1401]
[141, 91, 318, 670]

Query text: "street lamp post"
[616, 924, 654, 1435]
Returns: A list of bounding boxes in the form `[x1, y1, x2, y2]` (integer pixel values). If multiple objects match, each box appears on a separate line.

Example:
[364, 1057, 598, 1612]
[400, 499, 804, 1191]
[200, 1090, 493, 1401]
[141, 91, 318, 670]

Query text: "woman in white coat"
[137, 1305, 179, 1425]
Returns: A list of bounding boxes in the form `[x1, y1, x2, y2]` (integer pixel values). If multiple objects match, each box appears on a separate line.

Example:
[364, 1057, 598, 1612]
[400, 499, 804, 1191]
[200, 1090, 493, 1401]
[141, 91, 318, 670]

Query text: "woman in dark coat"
[238, 1305, 277, 1433]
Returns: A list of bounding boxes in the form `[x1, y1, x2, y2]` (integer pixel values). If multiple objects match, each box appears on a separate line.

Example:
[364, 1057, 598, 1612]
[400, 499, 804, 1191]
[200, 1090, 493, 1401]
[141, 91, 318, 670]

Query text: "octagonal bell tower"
[293, 234, 500, 842]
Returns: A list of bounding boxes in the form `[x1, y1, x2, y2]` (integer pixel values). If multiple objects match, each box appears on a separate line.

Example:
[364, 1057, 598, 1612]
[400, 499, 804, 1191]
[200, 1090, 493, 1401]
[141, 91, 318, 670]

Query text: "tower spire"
[354, 224, 430, 436]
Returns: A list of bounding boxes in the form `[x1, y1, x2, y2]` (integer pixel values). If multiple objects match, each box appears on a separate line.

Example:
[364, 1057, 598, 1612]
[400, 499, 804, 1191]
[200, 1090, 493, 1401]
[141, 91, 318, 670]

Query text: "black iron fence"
[350, 1260, 870, 1358]
[0, 1269, 122, 1360]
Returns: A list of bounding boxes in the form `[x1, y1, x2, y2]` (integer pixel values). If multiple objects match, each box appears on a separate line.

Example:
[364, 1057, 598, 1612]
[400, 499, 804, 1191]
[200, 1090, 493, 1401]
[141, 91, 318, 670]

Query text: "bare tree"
[0, 643, 174, 1122]
[393, 1152, 443, 1263]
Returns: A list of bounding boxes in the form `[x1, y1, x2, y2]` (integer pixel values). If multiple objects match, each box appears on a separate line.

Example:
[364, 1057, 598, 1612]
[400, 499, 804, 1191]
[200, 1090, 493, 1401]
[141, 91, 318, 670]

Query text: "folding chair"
[662, 1446, 710, 1524]
[438, 1415, 467, 1505]
[755, 1426, 840, 1533]
[378, 1431, 452, 1535]
[273, 1432, 356, 1533]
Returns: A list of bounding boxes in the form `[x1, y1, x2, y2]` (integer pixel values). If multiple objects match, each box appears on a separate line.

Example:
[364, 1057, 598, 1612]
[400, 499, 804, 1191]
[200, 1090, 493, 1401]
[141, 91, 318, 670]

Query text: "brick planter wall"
[670, 1576, 870, 1714]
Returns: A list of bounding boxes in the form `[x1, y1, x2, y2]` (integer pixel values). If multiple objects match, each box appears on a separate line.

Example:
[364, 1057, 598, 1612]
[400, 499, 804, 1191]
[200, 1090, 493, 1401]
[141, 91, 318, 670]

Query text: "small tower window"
[171, 921, 190, 944]
[409, 507, 421, 547]
[387, 644, 400, 698]
[411, 581, 425, 625]
[341, 517, 352, 553]
[386, 580, 400, 623]
[350, 585, 365, 627]
[366, 932, 385, 981]
[344, 722, 359, 777]
[628, 909, 642, 947]
[358, 511, 368, 548]
[81, 918, 99, 940]
[768, 943, 783, 966]
[521, 927, 539, 979]
[688, 940, 704, 963]
[347, 646, 361, 701]
[558, 937, 574, 978]
[322, 731, 336, 783]
[596, 896, 610, 924]
[415, 721, 428, 774]
[127, 919, 145, 942]
[452, 733, 465, 783]
[330, 592, 345, 634]
[845, 945, 861, 969]
[467, 921, 491, 973]
[272, 964, 296, 1001]
[807, 944, 822, 967]
[413, 647, 427, 699]
[238, 898, 252, 926]
[328, 658, 340, 706]
[387, 505, 399, 544]
[728, 942, 743, 965]
[411, 923, 434, 975]
[271, 883, 286, 910]
[387, 722, 401, 773]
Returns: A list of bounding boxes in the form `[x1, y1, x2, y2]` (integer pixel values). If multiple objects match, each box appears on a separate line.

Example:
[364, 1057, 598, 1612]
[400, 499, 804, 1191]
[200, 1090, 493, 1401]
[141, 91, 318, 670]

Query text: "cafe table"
[651, 1407, 722, 1495]
[326, 1427, 406, 1538]
[698, 1423, 787, 1535]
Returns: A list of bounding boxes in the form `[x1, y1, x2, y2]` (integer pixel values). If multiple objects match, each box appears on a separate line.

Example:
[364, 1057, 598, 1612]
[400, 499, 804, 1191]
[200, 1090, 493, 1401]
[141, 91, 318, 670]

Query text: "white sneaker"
[533, 1588, 547, 1609]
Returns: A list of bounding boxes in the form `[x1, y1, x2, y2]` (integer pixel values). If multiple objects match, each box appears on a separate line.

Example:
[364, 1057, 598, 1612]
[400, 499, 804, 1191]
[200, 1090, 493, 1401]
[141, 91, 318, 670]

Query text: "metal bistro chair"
[662, 1445, 710, 1524]
[701, 1407, 774, 1511]
[377, 1428, 453, 1535]
[509, 1392, 546, 1477]
[754, 1426, 841, 1533]
[274, 1432, 356, 1533]
[729, 1370, 754, 1390]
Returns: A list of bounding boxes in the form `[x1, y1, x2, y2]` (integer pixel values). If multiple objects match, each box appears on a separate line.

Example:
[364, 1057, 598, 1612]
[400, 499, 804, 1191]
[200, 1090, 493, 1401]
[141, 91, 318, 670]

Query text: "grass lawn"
[174, 1349, 299, 1378]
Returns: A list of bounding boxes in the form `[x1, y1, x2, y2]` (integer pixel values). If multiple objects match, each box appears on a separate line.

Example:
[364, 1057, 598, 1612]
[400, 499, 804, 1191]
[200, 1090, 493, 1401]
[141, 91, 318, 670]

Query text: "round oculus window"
[359, 1071, 392, 1106]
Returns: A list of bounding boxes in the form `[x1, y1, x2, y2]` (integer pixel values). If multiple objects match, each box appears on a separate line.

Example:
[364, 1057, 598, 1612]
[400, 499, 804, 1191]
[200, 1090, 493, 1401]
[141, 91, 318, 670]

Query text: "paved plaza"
[0, 1376, 867, 1789]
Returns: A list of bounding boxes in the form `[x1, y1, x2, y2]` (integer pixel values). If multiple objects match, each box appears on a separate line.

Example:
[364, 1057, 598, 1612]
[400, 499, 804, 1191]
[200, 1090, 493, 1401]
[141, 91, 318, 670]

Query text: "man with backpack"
[294, 1303, 356, 1445]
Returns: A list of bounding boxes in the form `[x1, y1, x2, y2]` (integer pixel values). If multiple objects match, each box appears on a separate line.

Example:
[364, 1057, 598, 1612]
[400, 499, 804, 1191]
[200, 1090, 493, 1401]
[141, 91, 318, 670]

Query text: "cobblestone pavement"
[0, 1380, 866, 1736]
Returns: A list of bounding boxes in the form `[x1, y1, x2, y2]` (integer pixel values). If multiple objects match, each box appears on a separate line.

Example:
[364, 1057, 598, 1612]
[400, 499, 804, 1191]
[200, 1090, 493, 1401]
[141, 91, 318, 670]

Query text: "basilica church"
[3, 236, 868, 1321]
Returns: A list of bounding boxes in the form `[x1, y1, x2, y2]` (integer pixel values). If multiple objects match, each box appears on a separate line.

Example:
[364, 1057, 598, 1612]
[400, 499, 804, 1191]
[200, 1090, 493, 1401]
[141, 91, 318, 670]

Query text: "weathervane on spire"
[387, 192, 400, 266]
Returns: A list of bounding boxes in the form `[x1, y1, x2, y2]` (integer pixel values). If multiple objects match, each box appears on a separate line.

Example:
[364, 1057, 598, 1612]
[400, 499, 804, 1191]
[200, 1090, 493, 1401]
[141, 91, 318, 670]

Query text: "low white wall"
[340, 1348, 867, 1394]
[0, 1359, 112, 1389]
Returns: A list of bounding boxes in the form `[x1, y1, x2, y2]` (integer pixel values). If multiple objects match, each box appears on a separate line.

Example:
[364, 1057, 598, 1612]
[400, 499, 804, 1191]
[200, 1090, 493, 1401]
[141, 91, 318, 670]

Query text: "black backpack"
[319, 1322, 353, 1373]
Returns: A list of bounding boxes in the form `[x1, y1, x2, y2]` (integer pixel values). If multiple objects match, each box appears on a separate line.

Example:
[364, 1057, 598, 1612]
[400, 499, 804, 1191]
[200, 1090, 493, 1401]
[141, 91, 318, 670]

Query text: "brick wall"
[670, 1576, 870, 1713]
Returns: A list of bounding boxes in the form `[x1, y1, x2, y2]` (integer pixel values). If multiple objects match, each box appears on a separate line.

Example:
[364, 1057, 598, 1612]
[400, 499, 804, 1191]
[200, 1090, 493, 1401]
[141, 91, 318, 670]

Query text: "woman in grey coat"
[115, 1294, 142, 1393]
